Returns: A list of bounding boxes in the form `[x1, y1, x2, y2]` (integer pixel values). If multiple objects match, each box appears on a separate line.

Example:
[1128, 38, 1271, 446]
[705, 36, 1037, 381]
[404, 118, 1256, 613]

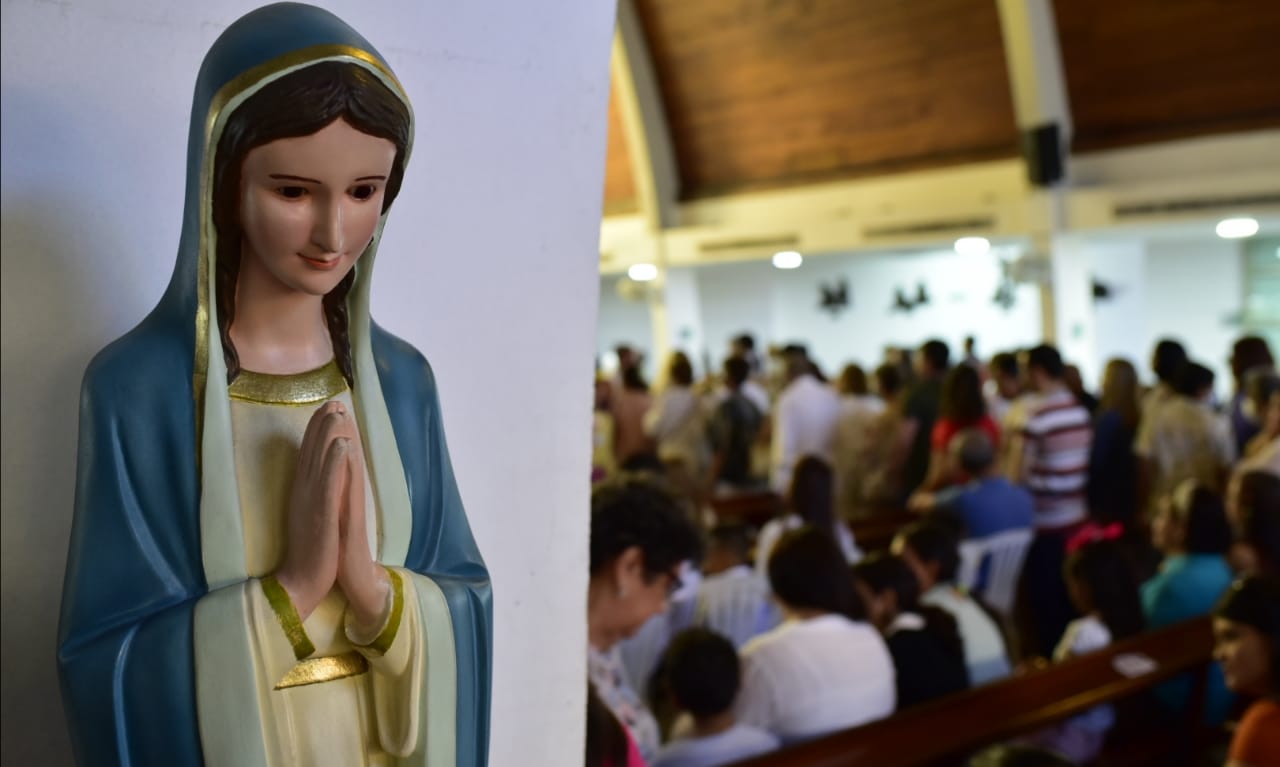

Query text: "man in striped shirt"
[1006, 344, 1093, 654]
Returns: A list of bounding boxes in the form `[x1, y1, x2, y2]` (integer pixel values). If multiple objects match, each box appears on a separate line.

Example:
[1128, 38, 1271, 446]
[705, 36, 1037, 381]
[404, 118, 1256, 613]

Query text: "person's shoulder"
[369, 322, 439, 398]
[725, 723, 781, 752]
[1230, 698, 1280, 763]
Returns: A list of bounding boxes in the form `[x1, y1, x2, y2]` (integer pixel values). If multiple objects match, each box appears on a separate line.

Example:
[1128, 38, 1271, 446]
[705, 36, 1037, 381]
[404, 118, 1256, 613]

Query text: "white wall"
[604, 249, 1045, 380]
[1142, 237, 1244, 395]
[0, 1, 614, 764]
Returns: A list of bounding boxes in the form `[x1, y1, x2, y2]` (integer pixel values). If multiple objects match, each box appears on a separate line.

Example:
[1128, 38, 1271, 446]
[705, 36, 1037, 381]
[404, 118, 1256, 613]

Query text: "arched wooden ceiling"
[1054, 0, 1280, 151]
[603, 0, 1280, 212]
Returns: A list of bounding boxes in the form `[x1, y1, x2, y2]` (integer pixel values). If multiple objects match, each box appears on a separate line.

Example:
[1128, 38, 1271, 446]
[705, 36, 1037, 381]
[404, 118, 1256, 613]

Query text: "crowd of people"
[586, 332, 1280, 767]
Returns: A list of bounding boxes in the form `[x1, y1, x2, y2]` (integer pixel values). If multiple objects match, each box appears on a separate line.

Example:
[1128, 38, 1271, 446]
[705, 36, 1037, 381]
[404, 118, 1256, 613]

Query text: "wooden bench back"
[724, 616, 1215, 767]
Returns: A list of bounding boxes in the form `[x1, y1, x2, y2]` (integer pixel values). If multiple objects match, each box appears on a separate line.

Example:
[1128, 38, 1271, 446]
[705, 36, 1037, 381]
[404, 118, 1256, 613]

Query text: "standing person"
[1026, 540, 1144, 763]
[1228, 336, 1276, 456]
[857, 363, 916, 512]
[589, 476, 703, 762]
[770, 346, 841, 493]
[646, 352, 709, 486]
[594, 378, 618, 483]
[705, 357, 765, 495]
[852, 552, 970, 710]
[1142, 338, 1189, 415]
[1136, 361, 1235, 504]
[735, 528, 895, 742]
[729, 333, 771, 416]
[986, 351, 1023, 426]
[614, 366, 657, 468]
[1144, 481, 1235, 724]
[962, 335, 982, 371]
[834, 363, 887, 517]
[1087, 358, 1142, 525]
[917, 364, 1000, 493]
[1006, 344, 1093, 655]
[1064, 364, 1099, 415]
[902, 339, 951, 496]
[652, 630, 779, 767]
[1213, 577, 1280, 767]
[1241, 381, 1280, 474]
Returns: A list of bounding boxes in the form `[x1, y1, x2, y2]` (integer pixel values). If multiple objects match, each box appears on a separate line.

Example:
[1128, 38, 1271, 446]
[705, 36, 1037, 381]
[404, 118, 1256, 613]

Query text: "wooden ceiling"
[603, 0, 1280, 212]
[1054, 0, 1280, 152]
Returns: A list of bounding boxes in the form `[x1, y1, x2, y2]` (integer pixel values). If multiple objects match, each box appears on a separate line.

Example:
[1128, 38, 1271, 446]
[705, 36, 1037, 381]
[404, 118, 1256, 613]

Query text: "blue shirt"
[1142, 554, 1235, 724]
[936, 477, 1035, 539]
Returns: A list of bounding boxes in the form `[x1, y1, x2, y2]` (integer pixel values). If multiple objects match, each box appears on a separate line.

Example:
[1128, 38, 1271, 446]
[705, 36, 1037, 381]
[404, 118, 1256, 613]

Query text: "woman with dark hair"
[1144, 481, 1236, 723]
[852, 552, 969, 710]
[59, 8, 492, 765]
[1229, 471, 1280, 578]
[588, 475, 703, 762]
[1087, 358, 1143, 525]
[917, 364, 1000, 492]
[586, 683, 644, 767]
[754, 456, 861, 572]
[1214, 577, 1280, 767]
[734, 527, 894, 742]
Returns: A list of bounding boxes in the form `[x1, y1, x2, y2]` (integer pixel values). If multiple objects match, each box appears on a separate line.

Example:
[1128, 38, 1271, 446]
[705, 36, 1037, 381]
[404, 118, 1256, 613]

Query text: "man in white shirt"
[770, 347, 841, 492]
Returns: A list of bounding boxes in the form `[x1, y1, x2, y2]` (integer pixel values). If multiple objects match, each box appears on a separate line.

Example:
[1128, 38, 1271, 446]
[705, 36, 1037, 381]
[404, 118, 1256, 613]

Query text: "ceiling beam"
[611, 0, 680, 232]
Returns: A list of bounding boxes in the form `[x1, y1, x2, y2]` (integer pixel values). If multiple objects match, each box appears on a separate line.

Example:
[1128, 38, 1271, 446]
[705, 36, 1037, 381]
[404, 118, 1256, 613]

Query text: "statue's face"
[239, 117, 397, 297]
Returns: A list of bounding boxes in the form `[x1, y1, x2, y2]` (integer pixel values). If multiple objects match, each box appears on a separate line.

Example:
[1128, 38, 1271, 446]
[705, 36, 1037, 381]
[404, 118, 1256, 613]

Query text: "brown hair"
[212, 61, 412, 385]
[1099, 358, 1141, 430]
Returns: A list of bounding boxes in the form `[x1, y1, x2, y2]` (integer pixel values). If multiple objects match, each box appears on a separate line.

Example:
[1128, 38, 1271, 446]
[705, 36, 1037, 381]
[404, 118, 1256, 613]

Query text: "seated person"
[1144, 480, 1235, 724]
[735, 527, 895, 742]
[1214, 577, 1280, 767]
[1024, 540, 1144, 763]
[693, 523, 780, 648]
[910, 431, 1033, 567]
[1228, 470, 1280, 578]
[893, 521, 1012, 685]
[653, 629, 779, 767]
[852, 552, 970, 710]
[755, 456, 861, 573]
[589, 475, 704, 761]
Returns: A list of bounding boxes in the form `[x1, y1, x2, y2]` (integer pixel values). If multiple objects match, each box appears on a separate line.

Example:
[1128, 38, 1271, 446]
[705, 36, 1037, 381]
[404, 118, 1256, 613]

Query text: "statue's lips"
[297, 253, 341, 270]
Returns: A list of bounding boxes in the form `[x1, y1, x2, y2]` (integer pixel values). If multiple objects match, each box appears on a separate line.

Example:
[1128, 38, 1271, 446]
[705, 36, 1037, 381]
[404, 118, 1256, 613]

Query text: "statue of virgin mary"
[57, 4, 492, 765]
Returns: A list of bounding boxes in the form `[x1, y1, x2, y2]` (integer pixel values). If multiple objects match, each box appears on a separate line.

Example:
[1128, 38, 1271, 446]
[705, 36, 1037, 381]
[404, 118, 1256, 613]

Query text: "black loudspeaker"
[1021, 122, 1064, 187]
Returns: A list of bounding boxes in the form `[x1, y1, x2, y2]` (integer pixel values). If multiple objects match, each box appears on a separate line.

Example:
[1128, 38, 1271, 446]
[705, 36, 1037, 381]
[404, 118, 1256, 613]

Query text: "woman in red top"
[920, 364, 1000, 491]
[1214, 576, 1280, 767]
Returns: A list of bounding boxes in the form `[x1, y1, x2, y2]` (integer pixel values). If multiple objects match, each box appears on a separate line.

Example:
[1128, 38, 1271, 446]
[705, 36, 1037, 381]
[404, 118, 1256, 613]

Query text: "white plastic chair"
[957, 528, 1034, 617]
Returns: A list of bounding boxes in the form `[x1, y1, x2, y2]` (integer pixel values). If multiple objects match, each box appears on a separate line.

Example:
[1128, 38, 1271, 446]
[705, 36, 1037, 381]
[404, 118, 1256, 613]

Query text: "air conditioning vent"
[863, 217, 995, 238]
[1114, 193, 1280, 218]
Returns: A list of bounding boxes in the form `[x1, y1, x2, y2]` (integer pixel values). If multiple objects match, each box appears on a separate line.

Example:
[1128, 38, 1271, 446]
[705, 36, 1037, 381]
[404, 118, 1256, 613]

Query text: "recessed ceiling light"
[954, 237, 991, 256]
[1216, 217, 1259, 239]
[772, 251, 803, 269]
[627, 263, 658, 282]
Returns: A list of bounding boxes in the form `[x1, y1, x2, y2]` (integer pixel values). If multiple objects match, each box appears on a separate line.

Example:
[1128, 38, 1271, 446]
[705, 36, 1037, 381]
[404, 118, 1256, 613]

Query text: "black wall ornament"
[820, 279, 850, 316]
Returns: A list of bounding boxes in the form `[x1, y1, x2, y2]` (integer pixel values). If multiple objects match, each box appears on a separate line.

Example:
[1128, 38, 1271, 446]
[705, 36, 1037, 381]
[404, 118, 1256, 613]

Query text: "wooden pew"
[709, 491, 786, 529]
[710, 491, 914, 552]
[726, 616, 1215, 767]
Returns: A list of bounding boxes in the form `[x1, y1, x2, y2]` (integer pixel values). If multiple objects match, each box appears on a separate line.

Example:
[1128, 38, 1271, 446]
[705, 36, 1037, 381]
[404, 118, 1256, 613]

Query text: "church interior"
[586, 1, 1280, 766]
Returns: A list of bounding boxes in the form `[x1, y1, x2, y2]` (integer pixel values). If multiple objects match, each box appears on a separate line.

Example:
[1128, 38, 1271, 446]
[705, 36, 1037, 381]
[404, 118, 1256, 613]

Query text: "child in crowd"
[653, 629, 779, 767]
[1026, 539, 1144, 763]
[852, 552, 970, 710]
